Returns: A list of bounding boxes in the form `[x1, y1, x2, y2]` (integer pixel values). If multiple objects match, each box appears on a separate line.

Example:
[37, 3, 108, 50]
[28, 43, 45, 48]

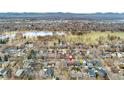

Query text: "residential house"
[88, 69, 96, 77]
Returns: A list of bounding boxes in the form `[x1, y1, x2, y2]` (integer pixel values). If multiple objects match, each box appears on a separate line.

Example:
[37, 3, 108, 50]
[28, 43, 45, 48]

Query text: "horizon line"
[0, 12, 124, 14]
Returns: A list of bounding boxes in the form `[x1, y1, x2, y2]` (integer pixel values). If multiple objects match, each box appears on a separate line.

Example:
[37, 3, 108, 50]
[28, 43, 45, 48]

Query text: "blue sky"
[0, 0, 124, 13]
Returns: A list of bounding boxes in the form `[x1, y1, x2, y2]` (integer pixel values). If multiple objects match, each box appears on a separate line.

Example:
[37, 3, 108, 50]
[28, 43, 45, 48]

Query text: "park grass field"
[62, 31, 124, 44]
[1, 31, 124, 44]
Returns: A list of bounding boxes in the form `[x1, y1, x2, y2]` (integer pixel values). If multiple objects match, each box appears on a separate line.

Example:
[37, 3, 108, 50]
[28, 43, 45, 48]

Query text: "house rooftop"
[16, 69, 25, 77]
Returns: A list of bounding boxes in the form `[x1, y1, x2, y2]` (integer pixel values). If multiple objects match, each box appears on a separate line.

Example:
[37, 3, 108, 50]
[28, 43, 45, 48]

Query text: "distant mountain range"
[0, 12, 124, 20]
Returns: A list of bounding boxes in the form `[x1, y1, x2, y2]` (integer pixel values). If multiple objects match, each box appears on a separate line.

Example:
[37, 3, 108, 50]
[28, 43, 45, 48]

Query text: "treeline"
[0, 38, 9, 44]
